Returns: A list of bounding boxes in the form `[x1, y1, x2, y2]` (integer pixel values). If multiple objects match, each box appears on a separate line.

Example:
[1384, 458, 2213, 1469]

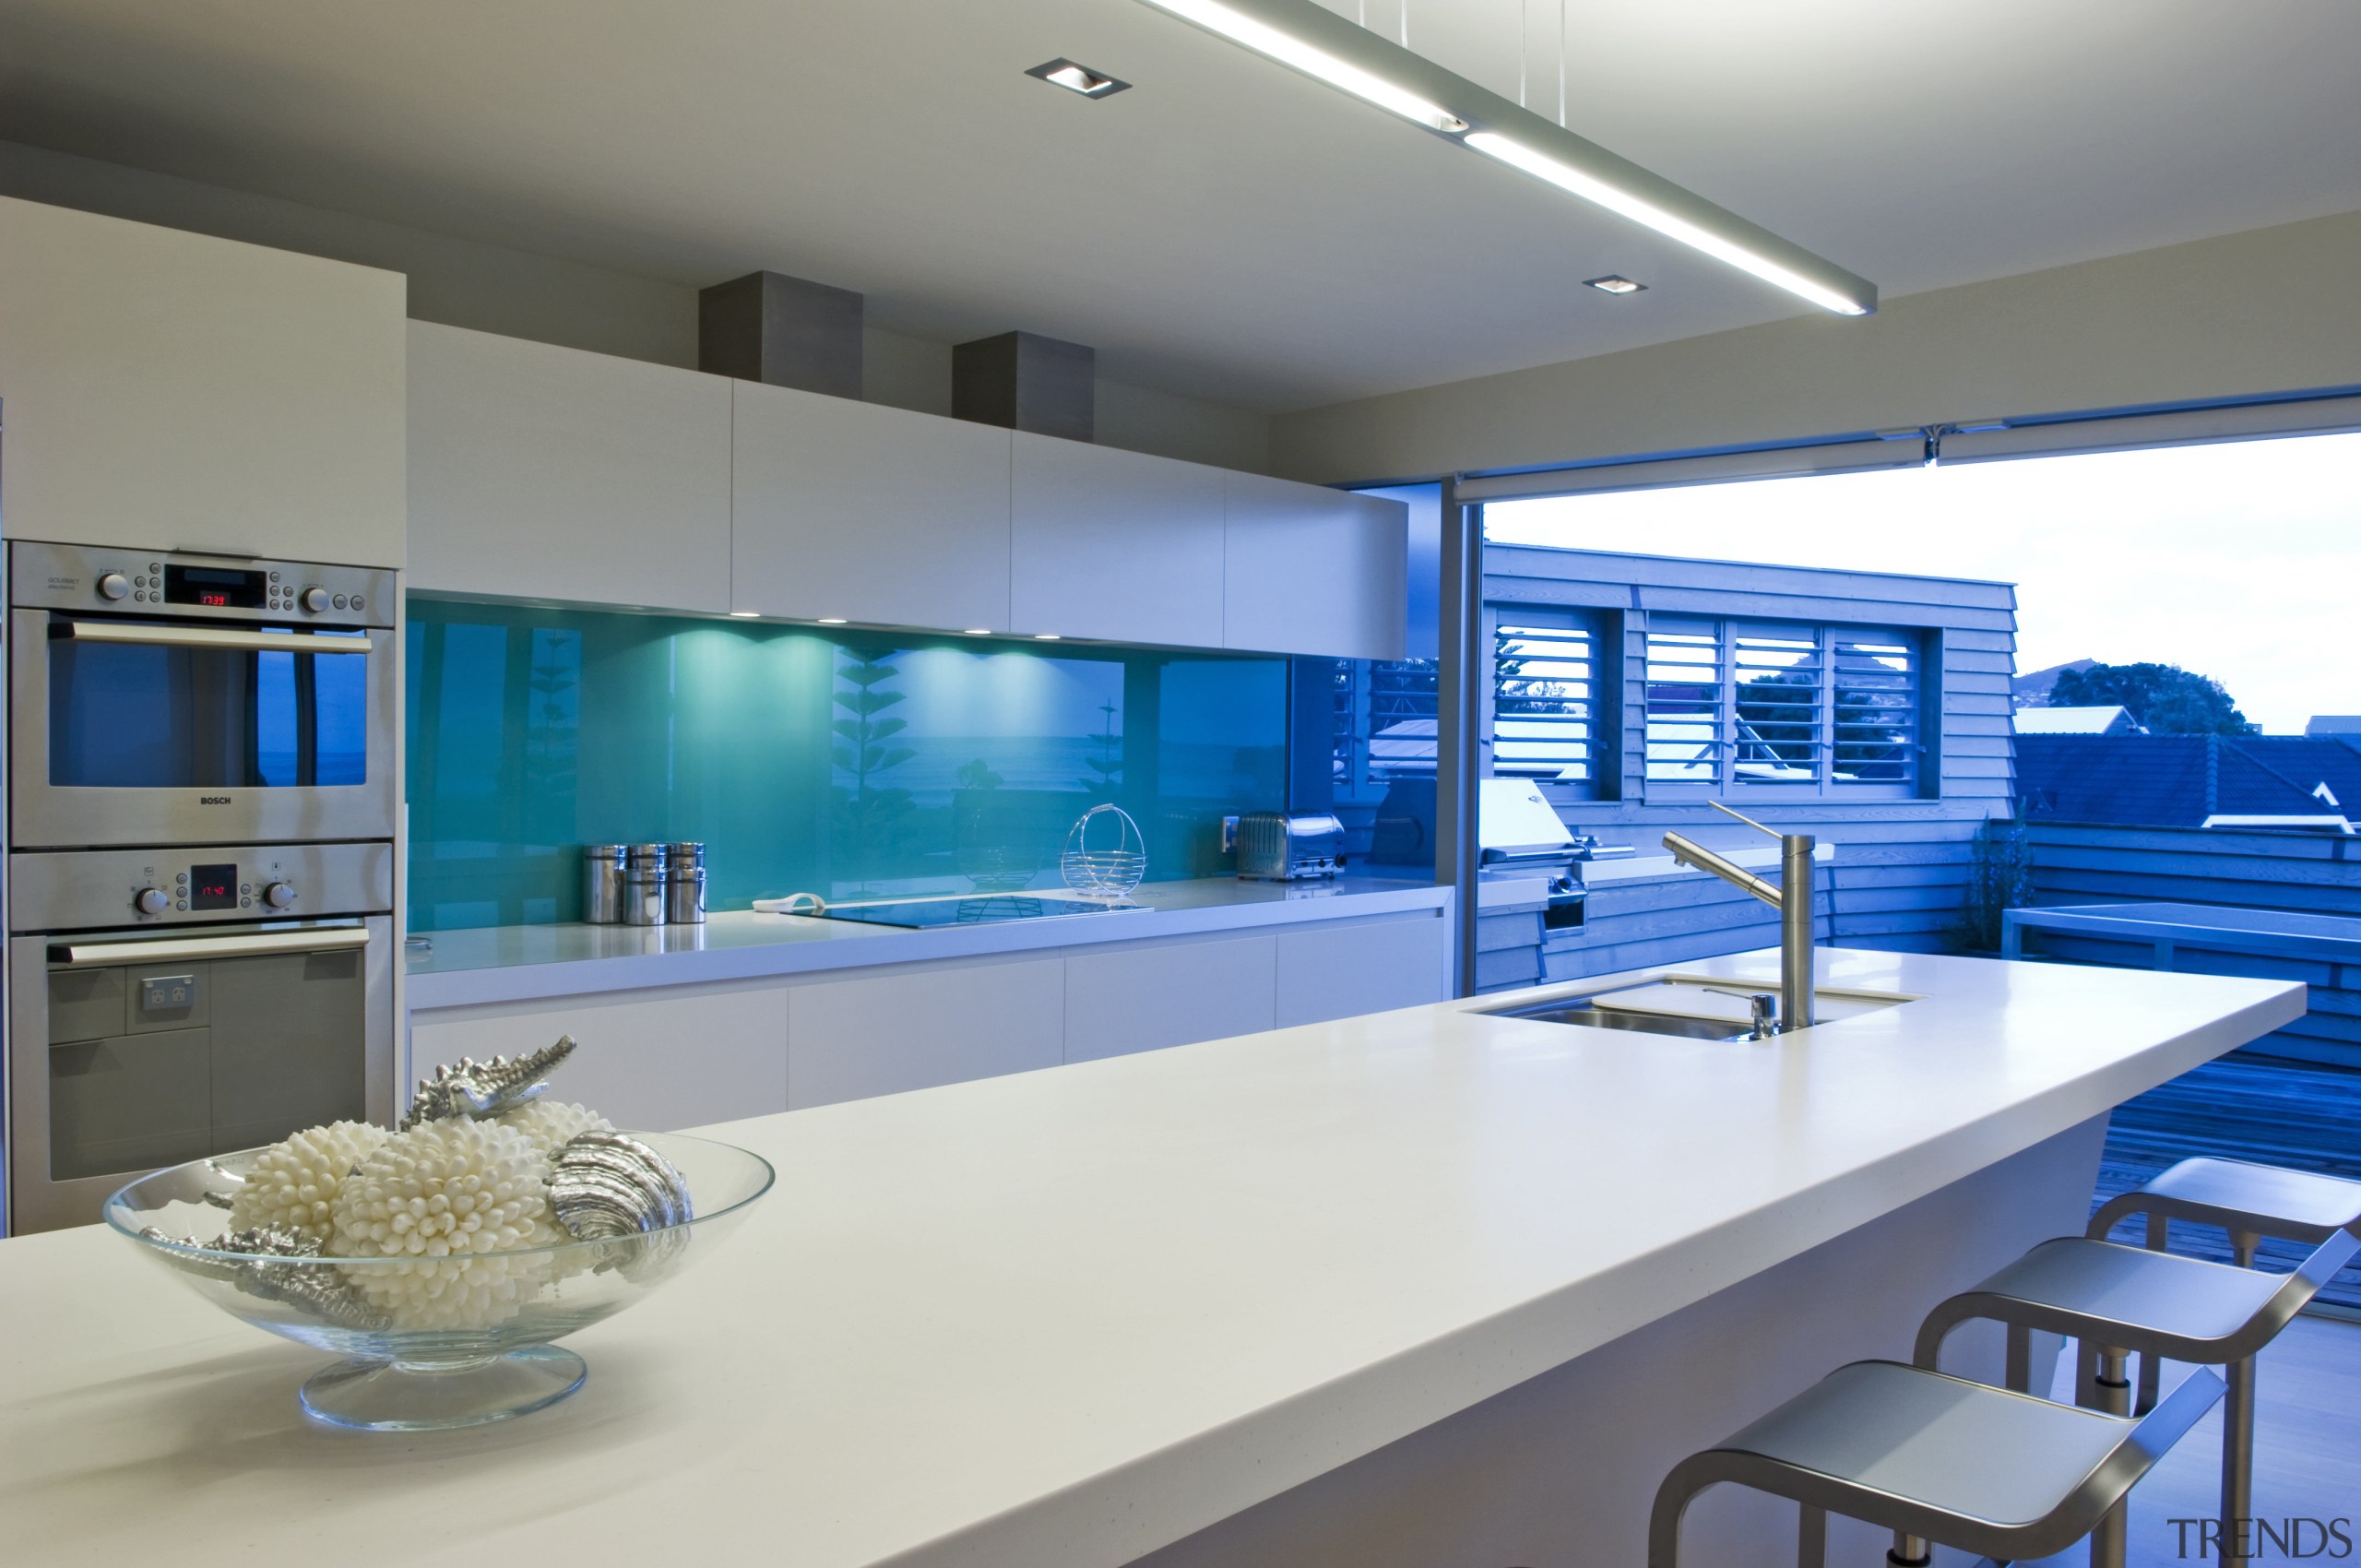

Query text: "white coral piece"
[498, 1099, 613, 1158]
[328, 1119, 567, 1331]
[228, 1121, 392, 1242]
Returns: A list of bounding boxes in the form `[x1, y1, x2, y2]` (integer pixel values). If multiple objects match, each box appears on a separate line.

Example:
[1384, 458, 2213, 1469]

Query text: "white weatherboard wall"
[1274, 209, 2361, 485]
[0, 193, 407, 566]
[1473, 548, 2017, 992]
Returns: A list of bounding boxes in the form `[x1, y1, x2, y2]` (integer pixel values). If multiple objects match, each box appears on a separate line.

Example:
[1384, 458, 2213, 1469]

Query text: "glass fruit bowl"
[105, 1129, 774, 1431]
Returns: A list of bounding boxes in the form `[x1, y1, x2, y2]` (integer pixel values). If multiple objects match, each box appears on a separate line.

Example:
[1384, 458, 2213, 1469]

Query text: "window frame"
[1637, 614, 1928, 802]
[1483, 603, 1617, 803]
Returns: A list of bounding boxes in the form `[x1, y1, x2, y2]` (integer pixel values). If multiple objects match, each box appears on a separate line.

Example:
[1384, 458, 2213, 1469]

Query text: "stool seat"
[1916, 1227, 2357, 1568]
[2092, 1156, 2361, 1245]
[1928, 1237, 2292, 1360]
[1649, 1360, 2223, 1566]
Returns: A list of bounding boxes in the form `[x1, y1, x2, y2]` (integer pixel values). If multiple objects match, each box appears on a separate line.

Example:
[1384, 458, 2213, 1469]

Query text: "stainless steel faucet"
[1661, 802, 1817, 1032]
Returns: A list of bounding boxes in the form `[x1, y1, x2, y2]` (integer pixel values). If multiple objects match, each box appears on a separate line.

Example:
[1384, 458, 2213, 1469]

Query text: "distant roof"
[2013, 705, 2138, 735]
[2018, 735, 2361, 829]
[2308, 716, 2361, 735]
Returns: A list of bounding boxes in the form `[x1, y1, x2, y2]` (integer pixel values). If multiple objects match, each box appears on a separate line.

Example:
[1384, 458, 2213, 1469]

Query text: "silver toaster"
[1236, 812, 1347, 880]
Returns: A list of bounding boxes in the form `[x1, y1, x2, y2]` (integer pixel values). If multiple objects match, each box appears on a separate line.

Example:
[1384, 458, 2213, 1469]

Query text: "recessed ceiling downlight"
[1026, 59, 1132, 99]
[1584, 275, 1646, 295]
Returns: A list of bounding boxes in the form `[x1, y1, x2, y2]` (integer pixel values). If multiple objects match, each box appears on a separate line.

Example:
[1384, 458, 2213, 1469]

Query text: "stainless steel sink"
[1477, 999, 1752, 1042]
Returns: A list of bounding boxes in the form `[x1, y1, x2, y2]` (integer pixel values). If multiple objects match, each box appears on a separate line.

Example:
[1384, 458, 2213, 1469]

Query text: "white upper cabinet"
[731, 382, 1013, 631]
[406, 322, 733, 612]
[1222, 473, 1407, 660]
[1010, 433, 1225, 646]
[0, 196, 406, 567]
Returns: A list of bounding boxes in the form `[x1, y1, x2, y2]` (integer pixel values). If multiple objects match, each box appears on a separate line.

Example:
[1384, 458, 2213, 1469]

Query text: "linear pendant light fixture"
[1130, 0, 1876, 316]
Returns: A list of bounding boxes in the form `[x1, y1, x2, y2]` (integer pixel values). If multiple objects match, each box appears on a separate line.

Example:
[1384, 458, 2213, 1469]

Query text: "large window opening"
[1468, 414, 2361, 1310]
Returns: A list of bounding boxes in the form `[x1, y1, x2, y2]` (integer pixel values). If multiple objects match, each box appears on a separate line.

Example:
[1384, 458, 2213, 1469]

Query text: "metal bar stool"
[1916, 1228, 2359, 1568]
[2087, 1158, 2361, 1414]
[1648, 1360, 2223, 1567]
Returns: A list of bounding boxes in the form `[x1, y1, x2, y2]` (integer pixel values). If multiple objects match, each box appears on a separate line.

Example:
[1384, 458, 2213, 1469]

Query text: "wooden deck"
[2091, 1051, 2361, 1313]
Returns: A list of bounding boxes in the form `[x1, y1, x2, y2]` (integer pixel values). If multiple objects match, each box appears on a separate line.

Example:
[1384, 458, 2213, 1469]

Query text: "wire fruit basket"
[1061, 803, 1147, 899]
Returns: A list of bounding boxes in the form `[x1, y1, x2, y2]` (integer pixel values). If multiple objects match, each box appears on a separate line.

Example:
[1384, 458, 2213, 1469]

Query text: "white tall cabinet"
[0, 195, 407, 567]
[405, 322, 732, 612]
[730, 381, 1014, 631]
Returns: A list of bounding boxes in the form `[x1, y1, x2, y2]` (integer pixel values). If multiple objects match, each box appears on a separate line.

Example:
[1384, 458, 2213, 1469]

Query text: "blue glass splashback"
[405, 599, 1288, 930]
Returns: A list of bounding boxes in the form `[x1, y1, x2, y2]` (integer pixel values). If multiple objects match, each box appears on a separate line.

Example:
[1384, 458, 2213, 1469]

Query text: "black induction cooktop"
[815, 894, 1146, 930]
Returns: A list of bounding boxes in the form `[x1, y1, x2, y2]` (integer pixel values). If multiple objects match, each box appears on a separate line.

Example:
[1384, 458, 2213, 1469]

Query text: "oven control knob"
[263, 881, 298, 909]
[299, 587, 331, 614]
[99, 572, 132, 601]
[135, 886, 172, 917]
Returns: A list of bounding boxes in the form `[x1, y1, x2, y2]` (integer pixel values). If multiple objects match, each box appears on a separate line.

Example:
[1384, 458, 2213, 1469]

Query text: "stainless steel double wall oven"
[6, 541, 399, 1234]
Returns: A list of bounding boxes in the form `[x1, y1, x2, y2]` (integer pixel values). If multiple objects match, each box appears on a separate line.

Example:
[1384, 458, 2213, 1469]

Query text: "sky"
[1483, 429, 2361, 735]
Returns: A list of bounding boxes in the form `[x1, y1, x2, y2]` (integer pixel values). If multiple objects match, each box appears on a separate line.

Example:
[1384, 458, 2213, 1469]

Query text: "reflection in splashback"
[404, 599, 1289, 931]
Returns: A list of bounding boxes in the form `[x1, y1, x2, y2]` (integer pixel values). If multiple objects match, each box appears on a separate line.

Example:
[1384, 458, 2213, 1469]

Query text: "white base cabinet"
[408, 983, 789, 1132]
[404, 911, 1446, 1130]
[787, 957, 1064, 1110]
[1063, 934, 1278, 1063]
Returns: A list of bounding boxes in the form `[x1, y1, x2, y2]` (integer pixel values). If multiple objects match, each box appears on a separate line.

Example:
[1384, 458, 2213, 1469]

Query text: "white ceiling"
[2, 0, 2357, 411]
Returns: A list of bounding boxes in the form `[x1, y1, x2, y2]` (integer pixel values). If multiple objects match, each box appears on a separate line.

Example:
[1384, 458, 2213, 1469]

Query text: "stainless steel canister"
[582, 843, 627, 924]
[664, 841, 706, 924]
[621, 842, 670, 926]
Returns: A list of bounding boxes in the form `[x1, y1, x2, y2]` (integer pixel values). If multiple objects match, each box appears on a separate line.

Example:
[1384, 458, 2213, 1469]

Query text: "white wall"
[1271, 208, 2361, 484]
[0, 138, 1275, 474]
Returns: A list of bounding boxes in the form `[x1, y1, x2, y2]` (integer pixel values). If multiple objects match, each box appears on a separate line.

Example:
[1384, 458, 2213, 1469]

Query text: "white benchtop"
[406, 873, 1451, 1010]
[0, 949, 2304, 1567]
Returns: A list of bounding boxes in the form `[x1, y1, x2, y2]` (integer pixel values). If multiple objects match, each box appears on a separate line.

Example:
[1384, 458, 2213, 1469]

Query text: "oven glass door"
[11, 612, 397, 847]
[49, 622, 372, 788]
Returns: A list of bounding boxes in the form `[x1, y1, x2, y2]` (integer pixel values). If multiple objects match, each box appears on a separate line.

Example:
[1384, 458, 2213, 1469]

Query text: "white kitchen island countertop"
[406, 873, 1451, 1009]
[0, 948, 2304, 1567]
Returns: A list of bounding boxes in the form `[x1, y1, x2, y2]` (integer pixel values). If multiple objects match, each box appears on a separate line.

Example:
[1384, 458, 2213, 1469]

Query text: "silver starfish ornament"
[401, 1035, 577, 1128]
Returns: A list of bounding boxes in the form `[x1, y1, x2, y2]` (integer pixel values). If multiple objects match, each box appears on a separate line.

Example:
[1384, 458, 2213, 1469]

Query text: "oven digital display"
[188, 862, 239, 910]
[163, 564, 267, 609]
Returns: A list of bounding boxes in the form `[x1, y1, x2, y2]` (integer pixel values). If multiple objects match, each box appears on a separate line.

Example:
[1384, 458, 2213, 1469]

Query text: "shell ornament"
[228, 1120, 393, 1241]
[329, 1118, 571, 1331]
[498, 1099, 614, 1158]
[138, 1224, 389, 1332]
[143, 1036, 698, 1329]
[401, 1036, 578, 1128]
[549, 1130, 696, 1281]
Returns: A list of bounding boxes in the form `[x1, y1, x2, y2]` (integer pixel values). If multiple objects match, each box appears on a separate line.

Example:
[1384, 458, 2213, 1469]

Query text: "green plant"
[2049, 660, 2257, 734]
[1959, 816, 2034, 952]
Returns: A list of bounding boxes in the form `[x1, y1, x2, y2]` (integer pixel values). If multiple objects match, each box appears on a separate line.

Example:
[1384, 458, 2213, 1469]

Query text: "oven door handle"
[51, 621, 375, 655]
[48, 922, 372, 967]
